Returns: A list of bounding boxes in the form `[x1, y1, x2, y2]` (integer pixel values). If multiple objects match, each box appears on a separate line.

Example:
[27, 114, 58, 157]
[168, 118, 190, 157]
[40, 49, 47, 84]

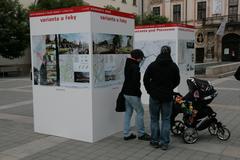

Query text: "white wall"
[0, 48, 31, 75]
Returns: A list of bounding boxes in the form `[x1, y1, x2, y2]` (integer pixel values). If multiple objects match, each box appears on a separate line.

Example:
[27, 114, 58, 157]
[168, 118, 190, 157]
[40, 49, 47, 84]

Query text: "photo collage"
[32, 33, 90, 88]
[92, 33, 133, 87]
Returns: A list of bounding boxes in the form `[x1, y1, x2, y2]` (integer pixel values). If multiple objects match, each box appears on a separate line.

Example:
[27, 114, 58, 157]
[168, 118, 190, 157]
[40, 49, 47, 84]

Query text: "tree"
[29, 0, 84, 11]
[135, 12, 169, 25]
[104, 5, 120, 11]
[0, 0, 29, 59]
[112, 35, 122, 53]
[135, 15, 141, 25]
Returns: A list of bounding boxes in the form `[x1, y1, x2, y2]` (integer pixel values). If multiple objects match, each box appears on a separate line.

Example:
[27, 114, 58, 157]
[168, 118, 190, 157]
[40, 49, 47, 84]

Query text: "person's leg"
[149, 97, 160, 144]
[123, 95, 134, 137]
[160, 101, 173, 147]
[170, 103, 180, 127]
[124, 95, 145, 137]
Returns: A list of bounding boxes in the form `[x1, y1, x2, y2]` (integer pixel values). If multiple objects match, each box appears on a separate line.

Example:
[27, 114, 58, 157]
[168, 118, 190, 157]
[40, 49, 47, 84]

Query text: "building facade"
[18, 0, 35, 8]
[144, 0, 240, 63]
[83, 0, 140, 14]
[19, 0, 140, 14]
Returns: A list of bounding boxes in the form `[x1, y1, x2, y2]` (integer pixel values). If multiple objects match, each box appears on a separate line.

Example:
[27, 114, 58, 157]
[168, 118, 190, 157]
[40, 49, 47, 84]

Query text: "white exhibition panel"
[91, 12, 134, 35]
[178, 27, 196, 40]
[134, 24, 195, 104]
[90, 10, 134, 141]
[30, 12, 91, 35]
[135, 27, 178, 41]
[177, 27, 195, 95]
[30, 6, 134, 143]
[33, 87, 93, 141]
[92, 86, 123, 142]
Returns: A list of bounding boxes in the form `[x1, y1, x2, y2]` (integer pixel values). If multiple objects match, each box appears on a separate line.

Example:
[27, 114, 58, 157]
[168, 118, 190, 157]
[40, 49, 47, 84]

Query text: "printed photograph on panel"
[59, 33, 89, 55]
[32, 35, 58, 86]
[134, 40, 176, 73]
[58, 33, 90, 88]
[93, 33, 133, 54]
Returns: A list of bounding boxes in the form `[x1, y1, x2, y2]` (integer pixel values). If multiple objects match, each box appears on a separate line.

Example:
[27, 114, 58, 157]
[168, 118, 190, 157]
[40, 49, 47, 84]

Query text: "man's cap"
[130, 49, 145, 59]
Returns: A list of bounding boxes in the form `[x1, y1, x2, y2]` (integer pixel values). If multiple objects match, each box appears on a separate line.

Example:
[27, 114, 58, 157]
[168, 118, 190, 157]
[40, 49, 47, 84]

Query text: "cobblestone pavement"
[0, 76, 239, 160]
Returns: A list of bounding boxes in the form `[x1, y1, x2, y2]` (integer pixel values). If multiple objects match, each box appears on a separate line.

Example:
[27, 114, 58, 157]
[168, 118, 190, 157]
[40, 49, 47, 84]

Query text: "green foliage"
[112, 35, 122, 53]
[135, 15, 141, 25]
[104, 5, 120, 11]
[0, 0, 29, 59]
[113, 35, 122, 48]
[29, 0, 84, 11]
[135, 12, 169, 25]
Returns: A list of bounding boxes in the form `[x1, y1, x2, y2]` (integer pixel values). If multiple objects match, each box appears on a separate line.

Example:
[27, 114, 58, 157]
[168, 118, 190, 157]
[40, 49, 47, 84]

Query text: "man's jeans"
[149, 97, 172, 145]
[123, 95, 145, 137]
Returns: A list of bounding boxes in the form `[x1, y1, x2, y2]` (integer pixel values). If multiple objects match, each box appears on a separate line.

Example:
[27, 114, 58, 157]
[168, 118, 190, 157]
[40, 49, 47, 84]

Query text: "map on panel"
[135, 40, 177, 73]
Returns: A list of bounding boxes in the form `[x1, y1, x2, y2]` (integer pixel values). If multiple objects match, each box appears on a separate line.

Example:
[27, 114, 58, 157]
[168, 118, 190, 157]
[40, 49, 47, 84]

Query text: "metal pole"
[141, 0, 144, 24]
[185, 0, 188, 24]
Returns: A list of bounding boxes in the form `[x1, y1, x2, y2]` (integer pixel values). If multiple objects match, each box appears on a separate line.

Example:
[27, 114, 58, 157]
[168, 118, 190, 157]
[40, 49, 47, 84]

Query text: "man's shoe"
[138, 133, 151, 141]
[161, 144, 168, 150]
[124, 133, 136, 140]
[150, 141, 160, 148]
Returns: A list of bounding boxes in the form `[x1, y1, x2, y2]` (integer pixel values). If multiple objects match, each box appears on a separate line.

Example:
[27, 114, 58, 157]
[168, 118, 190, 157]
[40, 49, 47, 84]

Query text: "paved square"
[0, 76, 239, 160]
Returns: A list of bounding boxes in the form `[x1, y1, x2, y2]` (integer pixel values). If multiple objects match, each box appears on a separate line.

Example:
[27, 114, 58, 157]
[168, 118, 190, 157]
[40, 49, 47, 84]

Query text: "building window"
[152, 6, 160, 16]
[133, 0, 136, 6]
[228, 0, 238, 21]
[173, 4, 181, 22]
[122, 0, 126, 3]
[197, 1, 206, 21]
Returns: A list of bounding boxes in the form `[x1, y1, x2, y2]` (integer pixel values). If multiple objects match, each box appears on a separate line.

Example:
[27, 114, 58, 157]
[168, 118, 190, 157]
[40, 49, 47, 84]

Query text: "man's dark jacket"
[234, 66, 240, 80]
[143, 53, 180, 102]
[122, 58, 142, 97]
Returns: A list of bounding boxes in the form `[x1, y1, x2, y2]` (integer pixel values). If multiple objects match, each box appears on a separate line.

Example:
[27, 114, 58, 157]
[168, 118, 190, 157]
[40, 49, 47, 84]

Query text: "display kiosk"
[134, 24, 195, 104]
[30, 6, 134, 142]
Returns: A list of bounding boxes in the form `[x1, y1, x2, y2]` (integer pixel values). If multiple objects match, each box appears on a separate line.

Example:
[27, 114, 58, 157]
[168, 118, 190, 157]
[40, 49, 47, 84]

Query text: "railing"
[202, 15, 240, 26]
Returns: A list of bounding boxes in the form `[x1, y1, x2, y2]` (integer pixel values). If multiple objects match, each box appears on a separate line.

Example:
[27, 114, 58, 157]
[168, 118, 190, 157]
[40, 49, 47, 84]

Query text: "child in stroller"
[171, 77, 230, 144]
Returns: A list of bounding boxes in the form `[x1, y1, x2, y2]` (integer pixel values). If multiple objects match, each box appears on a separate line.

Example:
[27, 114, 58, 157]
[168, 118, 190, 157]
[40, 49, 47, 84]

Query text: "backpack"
[234, 66, 240, 81]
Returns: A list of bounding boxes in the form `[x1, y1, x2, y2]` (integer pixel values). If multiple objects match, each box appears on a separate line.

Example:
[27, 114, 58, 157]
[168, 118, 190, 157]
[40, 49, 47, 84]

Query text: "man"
[122, 49, 150, 141]
[234, 65, 240, 81]
[143, 46, 180, 150]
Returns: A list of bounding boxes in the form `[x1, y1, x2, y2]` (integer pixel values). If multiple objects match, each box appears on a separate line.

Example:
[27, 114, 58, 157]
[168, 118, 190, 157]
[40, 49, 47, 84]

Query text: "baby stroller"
[171, 77, 231, 144]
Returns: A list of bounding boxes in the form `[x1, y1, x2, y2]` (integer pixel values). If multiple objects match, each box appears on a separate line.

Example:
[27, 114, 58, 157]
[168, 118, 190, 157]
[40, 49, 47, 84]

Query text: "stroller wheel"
[217, 127, 231, 141]
[171, 120, 184, 135]
[208, 123, 218, 135]
[182, 128, 198, 144]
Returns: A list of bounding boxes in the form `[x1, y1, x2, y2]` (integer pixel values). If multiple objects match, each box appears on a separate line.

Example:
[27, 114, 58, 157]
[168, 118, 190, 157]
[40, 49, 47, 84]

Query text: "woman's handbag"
[115, 91, 126, 112]
[234, 66, 240, 81]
